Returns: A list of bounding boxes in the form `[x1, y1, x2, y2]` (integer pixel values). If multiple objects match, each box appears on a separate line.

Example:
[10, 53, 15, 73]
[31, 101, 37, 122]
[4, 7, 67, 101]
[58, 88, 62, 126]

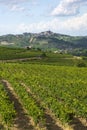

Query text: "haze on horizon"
[0, 0, 87, 36]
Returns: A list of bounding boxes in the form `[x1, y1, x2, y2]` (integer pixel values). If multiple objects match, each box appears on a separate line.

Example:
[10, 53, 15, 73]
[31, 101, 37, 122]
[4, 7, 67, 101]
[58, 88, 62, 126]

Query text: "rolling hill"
[0, 31, 87, 52]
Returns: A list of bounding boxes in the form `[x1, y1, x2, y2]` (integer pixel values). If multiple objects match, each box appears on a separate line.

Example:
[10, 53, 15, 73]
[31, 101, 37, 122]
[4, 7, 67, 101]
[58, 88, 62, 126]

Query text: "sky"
[0, 0, 87, 36]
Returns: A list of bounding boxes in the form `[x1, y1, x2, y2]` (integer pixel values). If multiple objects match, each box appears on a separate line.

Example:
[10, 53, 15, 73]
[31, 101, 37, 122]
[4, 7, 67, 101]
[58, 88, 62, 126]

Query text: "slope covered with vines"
[0, 63, 87, 129]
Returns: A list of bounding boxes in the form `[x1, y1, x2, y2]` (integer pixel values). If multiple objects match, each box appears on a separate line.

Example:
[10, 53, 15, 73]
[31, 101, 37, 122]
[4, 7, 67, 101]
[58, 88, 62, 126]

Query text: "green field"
[0, 47, 87, 130]
[0, 46, 86, 67]
[0, 62, 87, 129]
[0, 47, 42, 60]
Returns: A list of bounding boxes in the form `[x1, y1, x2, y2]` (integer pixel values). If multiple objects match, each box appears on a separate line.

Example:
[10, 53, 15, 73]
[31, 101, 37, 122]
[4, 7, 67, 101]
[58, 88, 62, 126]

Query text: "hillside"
[0, 31, 87, 53]
[0, 63, 87, 130]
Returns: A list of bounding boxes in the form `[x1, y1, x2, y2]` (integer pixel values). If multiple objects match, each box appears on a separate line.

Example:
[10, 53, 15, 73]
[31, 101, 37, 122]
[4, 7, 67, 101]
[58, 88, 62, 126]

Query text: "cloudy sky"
[0, 0, 87, 36]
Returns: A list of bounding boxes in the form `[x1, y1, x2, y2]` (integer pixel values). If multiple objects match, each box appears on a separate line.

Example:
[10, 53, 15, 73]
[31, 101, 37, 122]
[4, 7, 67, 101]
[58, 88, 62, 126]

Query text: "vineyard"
[0, 47, 43, 60]
[1, 46, 86, 67]
[0, 62, 87, 130]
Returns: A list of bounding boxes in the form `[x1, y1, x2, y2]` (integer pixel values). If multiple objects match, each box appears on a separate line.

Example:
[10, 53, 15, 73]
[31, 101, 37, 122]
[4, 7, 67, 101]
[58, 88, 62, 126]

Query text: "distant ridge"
[0, 31, 87, 52]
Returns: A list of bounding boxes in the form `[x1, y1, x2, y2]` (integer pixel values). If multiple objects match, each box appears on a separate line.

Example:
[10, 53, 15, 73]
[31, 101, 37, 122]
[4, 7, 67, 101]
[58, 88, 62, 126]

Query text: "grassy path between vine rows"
[2, 80, 35, 130]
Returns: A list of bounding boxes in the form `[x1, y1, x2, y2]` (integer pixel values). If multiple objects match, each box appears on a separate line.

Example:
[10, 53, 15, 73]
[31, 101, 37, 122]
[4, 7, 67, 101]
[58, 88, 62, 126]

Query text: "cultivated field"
[0, 63, 87, 130]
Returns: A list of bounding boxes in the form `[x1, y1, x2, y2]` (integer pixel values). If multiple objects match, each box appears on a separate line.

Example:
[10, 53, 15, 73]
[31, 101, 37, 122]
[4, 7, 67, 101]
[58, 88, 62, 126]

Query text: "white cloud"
[17, 13, 87, 35]
[10, 5, 25, 12]
[0, 12, 87, 36]
[51, 0, 87, 16]
[0, 0, 37, 5]
[0, 0, 28, 4]
[0, 0, 37, 12]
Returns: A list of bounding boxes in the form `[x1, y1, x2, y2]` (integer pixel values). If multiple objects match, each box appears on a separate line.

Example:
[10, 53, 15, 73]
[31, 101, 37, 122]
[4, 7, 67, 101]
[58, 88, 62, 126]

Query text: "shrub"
[76, 60, 86, 67]
[41, 52, 47, 57]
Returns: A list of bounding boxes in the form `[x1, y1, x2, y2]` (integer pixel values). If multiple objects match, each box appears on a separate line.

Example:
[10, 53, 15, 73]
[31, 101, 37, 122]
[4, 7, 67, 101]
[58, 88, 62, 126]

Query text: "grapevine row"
[0, 82, 16, 127]
[0, 63, 87, 124]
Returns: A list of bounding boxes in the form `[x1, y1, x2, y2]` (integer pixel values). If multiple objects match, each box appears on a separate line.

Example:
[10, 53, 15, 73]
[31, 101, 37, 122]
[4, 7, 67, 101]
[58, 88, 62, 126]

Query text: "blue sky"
[0, 0, 87, 36]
